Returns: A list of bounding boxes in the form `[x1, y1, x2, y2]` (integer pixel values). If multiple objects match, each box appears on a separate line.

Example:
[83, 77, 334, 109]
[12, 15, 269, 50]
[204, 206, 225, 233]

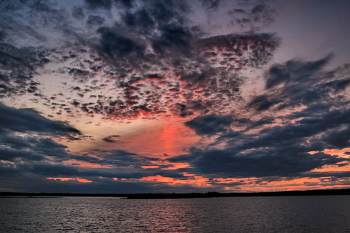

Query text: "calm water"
[1, 196, 350, 232]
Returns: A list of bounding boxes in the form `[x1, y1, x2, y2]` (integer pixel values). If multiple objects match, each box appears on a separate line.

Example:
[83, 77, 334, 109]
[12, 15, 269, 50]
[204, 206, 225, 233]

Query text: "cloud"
[0, 105, 81, 138]
[169, 56, 350, 180]
[0, 146, 157, 180]
[0, 147, 44, 162]
[70, 32, 278, 120]
[152, 24, 193, 57]
[0, 174, 208, 193]
[86, 15, 105, 26]
[247, 94, 281, 111]
[0, 104, 84, 164]
[246, 55, 350, 116]
[227, 1, 276, 31]
[102, 135, 121, 143]
[264, 54, 333, 89]
[185, 114, 233, 135]
[196, 33, 280, 68]
[199, 0, 222, 9]
[85, 0, 112, 10]
[0, 43, 41, 97]
[171, 148, 343, 178]
[97, 27, 144, 61]
[0, 30, 5, 41]
[96, 150, 151, 166]
[0, 132, 74, 162]
[3, 0, 349, 192]
[0, 129, 194, 187]
[322, 126, 350, 149]
[0, 0, 280, 122]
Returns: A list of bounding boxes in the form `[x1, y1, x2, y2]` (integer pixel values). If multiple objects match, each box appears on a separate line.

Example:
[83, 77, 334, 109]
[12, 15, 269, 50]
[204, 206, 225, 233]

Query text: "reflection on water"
[1, 196, 350, 232]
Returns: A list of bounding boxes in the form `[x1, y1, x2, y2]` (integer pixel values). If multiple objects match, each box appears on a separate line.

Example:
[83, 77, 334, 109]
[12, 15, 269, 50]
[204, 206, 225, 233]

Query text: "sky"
[1, 0, 350, 194]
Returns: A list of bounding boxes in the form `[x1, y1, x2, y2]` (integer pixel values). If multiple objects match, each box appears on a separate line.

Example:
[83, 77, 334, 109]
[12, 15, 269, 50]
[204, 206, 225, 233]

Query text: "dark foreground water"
[1, 195, 350, 232]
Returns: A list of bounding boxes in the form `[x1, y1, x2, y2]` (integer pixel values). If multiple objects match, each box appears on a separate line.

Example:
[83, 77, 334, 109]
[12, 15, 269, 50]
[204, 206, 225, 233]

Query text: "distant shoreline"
[1, 188, 350, 199]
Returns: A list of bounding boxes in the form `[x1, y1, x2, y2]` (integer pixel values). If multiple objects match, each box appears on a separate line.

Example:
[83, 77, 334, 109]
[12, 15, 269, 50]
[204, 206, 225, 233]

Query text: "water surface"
[1, 195, 350, 232]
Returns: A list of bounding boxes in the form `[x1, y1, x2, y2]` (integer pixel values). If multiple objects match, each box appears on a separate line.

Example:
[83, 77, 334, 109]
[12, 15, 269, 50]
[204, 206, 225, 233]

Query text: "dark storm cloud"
[199, 0, 222, 9]
[169, 138, 348, 178]
[185, 114, 233, 135]
[0, 147, 44, 162]
[0, 165, 20, 177]
[85, 0, 112, 10]
[68, 149, 174, 176]
[0, 134, 32, 150]
[30, 137, 69, 156]
[116, 0, 134, 8]
[0, 104, 84, 163]
[0, 44, 34, 71]
[0, 30, 5, 41]
[0, 132, 74, 162]
[222, 106, 350, 154]
[0, 0, 91, 97]
[173, 57, 350, 179]
[91, 0, 193, 63]
[66, 150, 206, 180]
[171, 148, 343, 178]
[247, 55, 344, 111]
[29, 164, 80, 176]
[248, 117, 273, 129]
[0, 105, 81, 137]
[322, 77, 350, 92]
[0, 175, 208, 193]
[85, 0, 134, 10]
[19, 162, 147, 179]
[265, 54, 333, 89]
[122, 9, 155, 30]
[0, 130, 193, 185]
[0, 43, 43, 97]
[247, 94, 281, 111]
[0, 0, 281, 122]
[102, 135, 121, 143]
[86, 15, 105, 26]
[97, 150, 157, 167]
[96, 27, 144, 60]
[151, 24, 193, 57]
[0, 145, 194, 187]
[0, 16, 47, 44]
[321, 126, 350, 149]
[72, 6, 85, 19]
[87, 0, 278, 67]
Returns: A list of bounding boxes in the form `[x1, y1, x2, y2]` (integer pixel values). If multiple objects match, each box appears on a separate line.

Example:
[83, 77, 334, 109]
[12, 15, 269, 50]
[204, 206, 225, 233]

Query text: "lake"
[1, 195, 350, 232]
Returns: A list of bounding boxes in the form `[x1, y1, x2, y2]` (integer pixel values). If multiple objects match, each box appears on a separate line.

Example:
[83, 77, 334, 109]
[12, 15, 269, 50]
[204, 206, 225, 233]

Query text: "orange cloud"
[323, 148, 350, 156]
[47, 177, 93, 183]
[63, 159, 112, 168]
[214, 177, 350, 192]
[311, 163, 350, 172]
[150, 160, 191, 170]
[140, 175, 210, 187]
[141, 166, 160, 169]
[309, 148, 350, 157]
[212, 178, 248, 183]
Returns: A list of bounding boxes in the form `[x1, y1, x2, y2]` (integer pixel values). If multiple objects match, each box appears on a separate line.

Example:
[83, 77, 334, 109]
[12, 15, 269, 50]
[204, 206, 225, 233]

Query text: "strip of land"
[1, 188, 350, 199]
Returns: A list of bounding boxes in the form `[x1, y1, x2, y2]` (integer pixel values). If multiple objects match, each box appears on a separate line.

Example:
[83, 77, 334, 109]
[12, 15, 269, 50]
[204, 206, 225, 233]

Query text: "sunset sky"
[1, 0, 350, 193]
